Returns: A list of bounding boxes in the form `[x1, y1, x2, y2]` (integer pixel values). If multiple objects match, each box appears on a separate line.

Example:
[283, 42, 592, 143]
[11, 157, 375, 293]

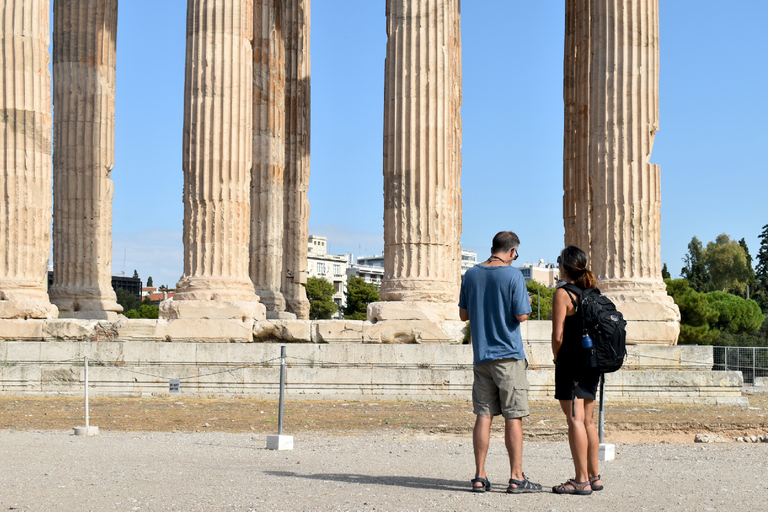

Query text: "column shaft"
[379, 0, 462, 309]
[564, 0, 679, 343]
[251, 0, 288, 316]
[50, 0, 121, 319]
[162, 0, 265, 320]
[0, 0, 57, 319]
[281, 0, 310, 319]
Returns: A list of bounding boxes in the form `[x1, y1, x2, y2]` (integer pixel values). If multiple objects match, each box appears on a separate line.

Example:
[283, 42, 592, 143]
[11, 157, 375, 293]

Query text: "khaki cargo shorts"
[472, 358, 530, 419]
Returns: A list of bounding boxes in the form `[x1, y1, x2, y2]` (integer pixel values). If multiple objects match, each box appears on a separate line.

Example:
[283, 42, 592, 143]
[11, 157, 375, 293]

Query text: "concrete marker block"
[599, 443, 615, 461]
[266, 434, 293, 450]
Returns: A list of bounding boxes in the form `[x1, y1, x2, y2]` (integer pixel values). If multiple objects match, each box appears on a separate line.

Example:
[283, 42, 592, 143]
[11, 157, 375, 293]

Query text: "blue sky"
[106, 1, 767, 288]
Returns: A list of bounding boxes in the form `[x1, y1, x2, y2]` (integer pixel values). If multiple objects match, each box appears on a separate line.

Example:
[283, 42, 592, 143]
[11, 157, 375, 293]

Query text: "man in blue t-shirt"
[459, 231, 541, 494]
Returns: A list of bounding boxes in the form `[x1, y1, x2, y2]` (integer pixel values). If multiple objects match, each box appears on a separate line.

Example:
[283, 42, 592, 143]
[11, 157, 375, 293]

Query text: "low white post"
[74, 355, 99, 436]
[266, 346, 293, 450]
[598, 374, 614, 461]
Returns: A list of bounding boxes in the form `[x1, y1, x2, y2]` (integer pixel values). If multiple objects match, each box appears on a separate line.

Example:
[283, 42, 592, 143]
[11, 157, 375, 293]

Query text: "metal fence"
[712, 346, 768, 386]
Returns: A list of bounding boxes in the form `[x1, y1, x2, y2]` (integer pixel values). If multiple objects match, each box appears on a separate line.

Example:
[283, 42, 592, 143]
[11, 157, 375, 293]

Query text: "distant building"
[461, 250, 478, 275]
[346, 259, 384, 286]
[518, 259, 560, 287]
[47, 271, 143, 301]
[357, 254, 384, 268]
[307, 235, 348, 317]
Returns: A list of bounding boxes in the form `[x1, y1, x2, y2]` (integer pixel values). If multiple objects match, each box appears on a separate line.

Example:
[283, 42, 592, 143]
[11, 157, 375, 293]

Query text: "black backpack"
[563, 284, 627, 373]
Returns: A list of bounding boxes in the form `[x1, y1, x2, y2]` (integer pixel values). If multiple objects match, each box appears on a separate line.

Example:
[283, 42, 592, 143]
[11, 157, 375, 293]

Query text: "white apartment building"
[307, 235, 348, 317]
[518, 259, 560, 287]
[461, 250, 478, 275]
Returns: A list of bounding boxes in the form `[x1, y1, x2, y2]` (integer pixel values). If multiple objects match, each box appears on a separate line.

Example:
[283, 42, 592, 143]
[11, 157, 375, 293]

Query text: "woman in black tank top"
[550, 246, 602, 495]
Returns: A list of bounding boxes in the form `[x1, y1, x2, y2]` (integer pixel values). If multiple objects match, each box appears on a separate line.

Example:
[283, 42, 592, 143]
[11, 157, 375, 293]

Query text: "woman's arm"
[551, 288, 571, 361]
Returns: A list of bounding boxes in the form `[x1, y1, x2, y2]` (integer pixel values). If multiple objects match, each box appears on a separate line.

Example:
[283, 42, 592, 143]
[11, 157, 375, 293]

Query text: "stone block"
[160, 299, 266, 322]
[362, 320, 456, 344]
[313, 320, 365, 343]
[615, 301, 680, 322]
[367, 301, 459, 322]
[115, 319, 162, 342]
[43, 320, 99, 341]
[625, 320, 679, 344]
[525, 321, 552, 342]
[157, 319, 254, 343]
[272, 320, 312, 343]
[0, 319, 45, 341]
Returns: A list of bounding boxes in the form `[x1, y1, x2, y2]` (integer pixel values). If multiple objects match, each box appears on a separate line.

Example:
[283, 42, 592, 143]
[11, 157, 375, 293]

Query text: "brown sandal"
[589, 475, 603, 491]
[552, 479, 592, 495]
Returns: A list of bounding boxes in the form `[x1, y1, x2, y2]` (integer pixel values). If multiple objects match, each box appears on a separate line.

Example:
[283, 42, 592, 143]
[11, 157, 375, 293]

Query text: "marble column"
[0, 0, 58, 319]
[251, 0, 292, 318]
[49, 0, 122, 320]
[563, 0, 680, 344]
[161, 0, 265, 321]
[373, 0, 462, 321]
[281, 0, 310, 319]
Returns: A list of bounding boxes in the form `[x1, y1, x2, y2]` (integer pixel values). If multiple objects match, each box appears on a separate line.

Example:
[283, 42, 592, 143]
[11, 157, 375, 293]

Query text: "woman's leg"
[583, 399, 601, 484]
[559, 399, 589, 482]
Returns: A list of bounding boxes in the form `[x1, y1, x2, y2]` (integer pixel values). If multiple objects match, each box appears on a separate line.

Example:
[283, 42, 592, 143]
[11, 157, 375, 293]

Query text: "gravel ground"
[2, 429, 767, 512]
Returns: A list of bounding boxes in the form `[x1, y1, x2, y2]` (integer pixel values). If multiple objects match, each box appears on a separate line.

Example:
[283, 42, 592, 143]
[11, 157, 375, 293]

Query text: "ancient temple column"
[563, 0, 679, 343]
[251, 0, 292, 318]
[281, 0, 310, 319]
[49, 0, 122, 320]
[161, 0, 265, 321]
[0, 0, 58, 319]
[373, 0, 462, 321]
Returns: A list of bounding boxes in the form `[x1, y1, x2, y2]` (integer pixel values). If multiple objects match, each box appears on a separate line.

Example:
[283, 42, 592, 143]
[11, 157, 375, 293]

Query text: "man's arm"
[516, 312, 529, 322]
[459, 308, 469, 322]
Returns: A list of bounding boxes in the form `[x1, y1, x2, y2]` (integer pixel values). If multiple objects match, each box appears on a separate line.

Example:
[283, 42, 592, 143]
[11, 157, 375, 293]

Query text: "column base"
[285, 298, 310, 320]
[159, 298, 266, 321]
[58, 311, 120, 321]
[255, 289, 287, 316]
[0, 299, 58, 320]
[50, 295, 123, 319]
[600, 282, 681, 345]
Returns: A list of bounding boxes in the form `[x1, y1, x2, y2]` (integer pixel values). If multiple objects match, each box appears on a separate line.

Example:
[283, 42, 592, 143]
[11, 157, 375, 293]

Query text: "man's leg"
[504, 417, 524, 481]
[473, 414, 493, 488]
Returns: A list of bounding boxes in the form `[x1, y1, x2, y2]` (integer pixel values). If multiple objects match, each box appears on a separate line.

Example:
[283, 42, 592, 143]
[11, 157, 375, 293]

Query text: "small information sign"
[169, 379, 180, 393]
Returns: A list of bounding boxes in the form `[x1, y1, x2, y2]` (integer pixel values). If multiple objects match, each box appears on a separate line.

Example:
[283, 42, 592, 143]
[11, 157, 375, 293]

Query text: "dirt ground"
[2, 393, 767, 443]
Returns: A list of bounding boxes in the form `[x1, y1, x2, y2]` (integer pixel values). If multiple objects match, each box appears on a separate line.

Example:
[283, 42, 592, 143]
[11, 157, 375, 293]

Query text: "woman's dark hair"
[558, 245, 596, 289]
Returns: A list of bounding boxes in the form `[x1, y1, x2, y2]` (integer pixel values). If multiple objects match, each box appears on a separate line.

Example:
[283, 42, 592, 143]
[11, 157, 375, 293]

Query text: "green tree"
[680, 236, 709, 291]
[703, 234, 753, 295]
[343, 276, 380, 320]
[115, 287, 140, 313]
[753, 224, 768, 313]
[306, 276, 337, 320]
[132, 269, 139, 279]
[526, 280, 554, 320]
[147, 276, 153, 287]
[661, 263, 671, 280]
[665, 279, 719, 344]
[705, 291, 764, 335]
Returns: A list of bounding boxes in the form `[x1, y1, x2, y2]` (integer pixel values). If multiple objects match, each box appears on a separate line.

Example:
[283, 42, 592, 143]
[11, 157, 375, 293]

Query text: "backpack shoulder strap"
[561, 283, 581, 311]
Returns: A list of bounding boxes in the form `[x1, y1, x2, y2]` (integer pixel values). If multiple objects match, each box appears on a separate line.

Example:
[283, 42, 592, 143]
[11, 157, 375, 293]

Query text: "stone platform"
[0, 319, 747, 405]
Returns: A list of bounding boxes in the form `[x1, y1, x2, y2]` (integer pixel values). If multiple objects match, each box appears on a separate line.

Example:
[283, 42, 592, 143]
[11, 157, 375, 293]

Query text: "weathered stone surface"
[163, 0, 264, 321]
[363, 320, 460, 344]
[0, 0, 57, 319]
[49, 0, 122, 318]
[312, 320, 365, 343]
[0, 320, 45, 341]
[368, 301, 460, 322]
[562, 0, 679, 344]
[281, 0, 311, 319]
[251, 0, 287, 315]
[157, 319, 255, 343]
[380, 0, 462, 307]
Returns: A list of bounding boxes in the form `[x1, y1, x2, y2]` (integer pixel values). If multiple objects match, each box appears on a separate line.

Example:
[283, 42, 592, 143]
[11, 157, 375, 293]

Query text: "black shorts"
[554, 362, 599, 401]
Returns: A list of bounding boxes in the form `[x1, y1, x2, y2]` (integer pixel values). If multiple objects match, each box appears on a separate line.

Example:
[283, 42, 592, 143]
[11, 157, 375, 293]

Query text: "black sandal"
[552, 479, 592, 495]
[471, 477, 491, 493]
[506, 473, 542, 493]
[589, 475, 603, 491]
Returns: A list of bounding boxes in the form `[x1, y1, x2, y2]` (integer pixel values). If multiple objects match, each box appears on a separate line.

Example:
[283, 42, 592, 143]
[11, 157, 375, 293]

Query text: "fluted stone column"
[0, 0, 58, 319]
[49, 0, 122, 320]
[373, 0, 462, 322]
[251, 0, 293, 318]
[563, 0, 680, 344]
[281, 0, 310, 319]
[161, 0, 265, 321]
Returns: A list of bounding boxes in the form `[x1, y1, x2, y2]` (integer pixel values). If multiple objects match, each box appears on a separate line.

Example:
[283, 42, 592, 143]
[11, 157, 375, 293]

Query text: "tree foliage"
[753, 224, 768, 313]
[124, 304, 159, 319]
[705, 291, 764, 335]
[115, 287, 141, 313]
[526, 280, 554, 320]
[703, 234, 753, 295]
[132, 269, 139, 279]
[306, 276, 337, 320]
[661, 263, 671, 280]
[343, 276, 380, 320]
[665, 279, 719, 344]
[680, 236, 709, 291]
[147, 276, 153, 287]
